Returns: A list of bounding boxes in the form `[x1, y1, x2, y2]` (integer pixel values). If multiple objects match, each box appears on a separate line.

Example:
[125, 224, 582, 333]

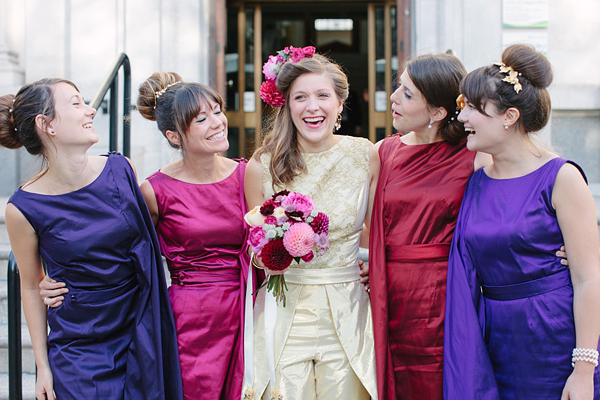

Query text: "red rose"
[259, 239, 293, 271]
[302, 46, 316, 58]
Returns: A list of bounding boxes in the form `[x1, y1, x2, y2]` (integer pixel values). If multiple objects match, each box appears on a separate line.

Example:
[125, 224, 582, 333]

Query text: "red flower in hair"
[259, 81, 285, 107]
[260, 239, 293, 271]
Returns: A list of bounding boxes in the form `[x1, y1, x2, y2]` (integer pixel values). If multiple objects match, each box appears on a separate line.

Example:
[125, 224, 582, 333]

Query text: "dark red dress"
[369, 135, 475, 399]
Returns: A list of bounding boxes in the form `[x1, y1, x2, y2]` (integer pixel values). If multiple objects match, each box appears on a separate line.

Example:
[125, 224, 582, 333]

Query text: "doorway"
[224, 1, 398, 159]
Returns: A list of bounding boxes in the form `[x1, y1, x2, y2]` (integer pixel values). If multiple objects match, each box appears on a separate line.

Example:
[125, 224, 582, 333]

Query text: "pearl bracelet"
[571, 348, 599, 368]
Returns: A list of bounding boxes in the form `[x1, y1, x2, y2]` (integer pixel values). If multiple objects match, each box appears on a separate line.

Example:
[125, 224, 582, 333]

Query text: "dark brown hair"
[0, 78, 79, 155]
[137, 72, 225, 151]
[460, 44, 553, 133]
[255, 54, 349, 187]
[404, 53, 468, 144]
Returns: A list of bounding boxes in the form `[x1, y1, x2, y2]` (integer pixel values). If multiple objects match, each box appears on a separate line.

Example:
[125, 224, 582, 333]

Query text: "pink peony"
[281, 192, 314, 218]
[283, 222, 315, 257]
[248, 226, 268, 253]
[259, 80, 285, 107]
[262, 55, 280, 81]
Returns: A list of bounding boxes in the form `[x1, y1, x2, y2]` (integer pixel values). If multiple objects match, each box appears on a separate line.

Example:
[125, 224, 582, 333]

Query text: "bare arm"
[5, 204, 56, 400]
[553, 163, 600, 399]
[140, 180, 159, 227]
[244, 157, 266, 210]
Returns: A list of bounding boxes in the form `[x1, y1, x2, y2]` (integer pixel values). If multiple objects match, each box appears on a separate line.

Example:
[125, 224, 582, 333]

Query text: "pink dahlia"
[281, 192, 314, 218]
[259, 80, 285, 107]
[260, 239, 293, 271]
[310, 212, 329, 234]
[283, 222, 315, 257]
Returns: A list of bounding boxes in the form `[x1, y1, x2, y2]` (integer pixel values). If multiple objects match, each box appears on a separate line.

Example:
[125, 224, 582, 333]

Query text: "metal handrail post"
[122, 60, 131, 158]
[109, 77, 118, 153]
[8, 252, 22, 400]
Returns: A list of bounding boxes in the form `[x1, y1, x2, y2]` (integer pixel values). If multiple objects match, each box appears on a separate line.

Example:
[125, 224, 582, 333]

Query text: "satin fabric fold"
[443, 158, 600, 399]
[250, 136, 377, 399]
[370, 136, 474, 399]
[9, 153, 182, 400]
[148, 161, 254, 400]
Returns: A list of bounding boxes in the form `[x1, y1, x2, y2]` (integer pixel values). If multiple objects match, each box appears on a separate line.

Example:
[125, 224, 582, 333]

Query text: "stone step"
[0, 325, 34, 374]
[0, 372, 36, 400]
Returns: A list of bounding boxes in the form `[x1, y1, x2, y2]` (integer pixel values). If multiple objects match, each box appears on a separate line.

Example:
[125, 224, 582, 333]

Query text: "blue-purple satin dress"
[443, 158, 600, 399]
[8, 153, 183, 400]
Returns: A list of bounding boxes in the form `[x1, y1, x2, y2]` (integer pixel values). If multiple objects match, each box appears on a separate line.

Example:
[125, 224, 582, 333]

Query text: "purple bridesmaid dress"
[8, 153, 183, 400]
[146, 160, 251, 400]
[444, 157, 600, 399]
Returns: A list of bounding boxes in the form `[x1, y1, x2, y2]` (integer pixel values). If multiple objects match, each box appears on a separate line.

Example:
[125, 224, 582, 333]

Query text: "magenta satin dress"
[147, 161, 250, 400]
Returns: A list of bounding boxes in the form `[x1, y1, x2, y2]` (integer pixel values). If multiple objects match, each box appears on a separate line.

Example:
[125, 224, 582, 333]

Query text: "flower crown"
[259, 45, 316, 107]
[493, 62, 522, 93]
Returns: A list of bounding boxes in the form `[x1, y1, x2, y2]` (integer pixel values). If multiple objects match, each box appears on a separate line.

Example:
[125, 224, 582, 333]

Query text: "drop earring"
[428, 117, 434, 129]
[334, 113, 342, 131]
[504, 122, 508, 130]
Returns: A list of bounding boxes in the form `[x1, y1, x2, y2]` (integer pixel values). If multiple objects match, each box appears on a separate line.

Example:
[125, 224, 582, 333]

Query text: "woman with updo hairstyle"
[369, 53, 491, 400]
[137, 72, 255, 399]
[245, 51, 379, 399]
[444, 44, 600, 399]
[1, 78, 182, 399]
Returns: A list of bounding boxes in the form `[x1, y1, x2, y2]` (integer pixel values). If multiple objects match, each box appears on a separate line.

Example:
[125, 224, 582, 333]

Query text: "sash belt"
[385, 243, 450, 262]
[68, 274, 137, 303]
[284, 263, 360, 285]
[482, 269, 571, 301]
[170, 267, 240, 285]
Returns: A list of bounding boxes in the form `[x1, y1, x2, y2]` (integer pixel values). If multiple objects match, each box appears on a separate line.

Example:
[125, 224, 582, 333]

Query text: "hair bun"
[502, 44, 553, 89]
[137, 72, 184, 121]
[0, 94, 23, 149]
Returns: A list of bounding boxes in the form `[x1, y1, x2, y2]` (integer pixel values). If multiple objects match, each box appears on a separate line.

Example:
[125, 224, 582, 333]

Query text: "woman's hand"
[359, 260, 370, 292]
[557, 245, 569, 266]
[39, 275, 68, 308]
[35, 366, 55, 400]
[561, 365, 595, 400]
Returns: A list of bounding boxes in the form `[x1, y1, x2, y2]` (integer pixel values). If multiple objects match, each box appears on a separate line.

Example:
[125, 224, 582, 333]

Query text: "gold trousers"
[273, 284, 370, 400]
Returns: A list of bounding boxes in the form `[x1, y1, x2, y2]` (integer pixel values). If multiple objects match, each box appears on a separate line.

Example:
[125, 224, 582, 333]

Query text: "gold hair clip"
[456, 94, 465, 110]
[153, 81, 183, 109]
[493, 62, 522, 93]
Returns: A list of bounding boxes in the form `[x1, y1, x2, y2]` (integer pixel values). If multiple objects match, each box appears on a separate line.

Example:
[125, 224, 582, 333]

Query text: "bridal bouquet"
[245, 190, 330, 305]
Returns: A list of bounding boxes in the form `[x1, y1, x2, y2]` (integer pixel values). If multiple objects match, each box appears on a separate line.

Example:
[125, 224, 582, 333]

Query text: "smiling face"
[289, 72, 343, 152]
[458, 96, 507, 152]
[181, 99, 229, 155]
[389, 70, 433, 133]
[49, 82, 98, 147]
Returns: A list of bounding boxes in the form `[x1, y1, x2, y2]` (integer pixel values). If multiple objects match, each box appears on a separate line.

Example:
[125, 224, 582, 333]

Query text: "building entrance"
[224, 1, 399, 159]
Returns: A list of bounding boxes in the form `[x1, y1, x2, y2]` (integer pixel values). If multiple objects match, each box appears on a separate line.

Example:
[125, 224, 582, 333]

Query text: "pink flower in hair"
[291, 47, 306, 63]
[262, 55, 280, 81]
[259, 80, 285, 107]
[303, 46, 316, 58]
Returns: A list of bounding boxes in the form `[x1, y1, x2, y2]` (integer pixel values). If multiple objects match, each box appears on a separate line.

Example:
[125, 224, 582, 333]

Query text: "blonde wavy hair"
[254, 54, 349, 187]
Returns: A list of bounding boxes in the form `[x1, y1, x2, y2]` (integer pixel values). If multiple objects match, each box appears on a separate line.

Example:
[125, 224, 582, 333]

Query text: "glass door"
[225, 4, 263, 159]
[368, 2, 397, 142]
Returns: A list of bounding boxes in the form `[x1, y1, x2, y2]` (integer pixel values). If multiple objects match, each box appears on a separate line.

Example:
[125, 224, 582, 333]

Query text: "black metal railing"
[7, 53, 132, 400]
[90, 52, 131, 157]
[8, 252, 22, 400]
